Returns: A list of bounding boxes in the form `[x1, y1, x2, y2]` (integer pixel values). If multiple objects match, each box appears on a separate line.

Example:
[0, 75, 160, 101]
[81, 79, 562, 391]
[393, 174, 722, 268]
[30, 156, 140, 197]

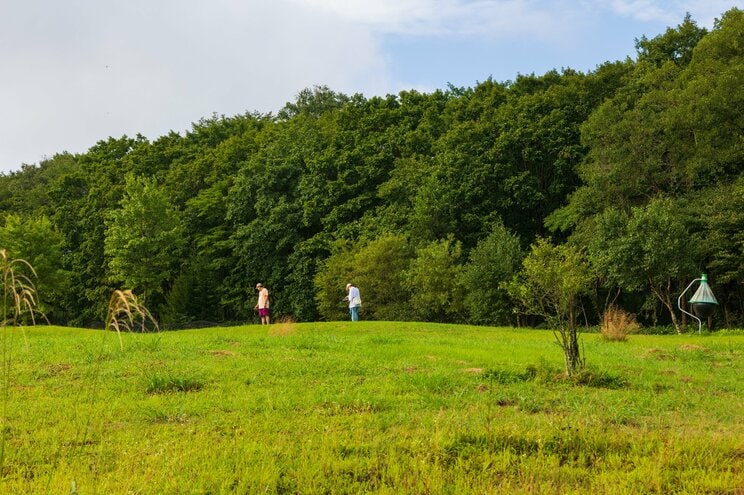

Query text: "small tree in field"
[506, 239, 594, 376]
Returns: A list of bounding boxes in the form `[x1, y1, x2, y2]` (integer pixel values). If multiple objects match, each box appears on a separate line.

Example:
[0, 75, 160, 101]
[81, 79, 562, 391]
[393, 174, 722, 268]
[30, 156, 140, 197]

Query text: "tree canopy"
[0, 9, 741, 329]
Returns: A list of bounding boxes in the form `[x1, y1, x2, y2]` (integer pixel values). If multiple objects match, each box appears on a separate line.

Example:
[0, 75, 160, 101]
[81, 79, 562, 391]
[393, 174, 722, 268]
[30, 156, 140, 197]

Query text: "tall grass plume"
[0, 249, 42, 327]
[0, 249, 42, 475]
[105, 289, 159, 350]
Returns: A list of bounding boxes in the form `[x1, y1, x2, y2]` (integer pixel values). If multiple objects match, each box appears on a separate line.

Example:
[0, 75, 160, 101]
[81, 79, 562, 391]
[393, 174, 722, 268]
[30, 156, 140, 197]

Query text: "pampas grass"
[105, 289, 159, 350]
[0, 249, 41, 474]
[0, 249, 40, 327]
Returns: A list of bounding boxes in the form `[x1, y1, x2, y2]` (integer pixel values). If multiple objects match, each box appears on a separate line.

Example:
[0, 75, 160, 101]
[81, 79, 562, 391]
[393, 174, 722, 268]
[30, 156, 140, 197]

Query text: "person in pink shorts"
[255, 283, 270, 324]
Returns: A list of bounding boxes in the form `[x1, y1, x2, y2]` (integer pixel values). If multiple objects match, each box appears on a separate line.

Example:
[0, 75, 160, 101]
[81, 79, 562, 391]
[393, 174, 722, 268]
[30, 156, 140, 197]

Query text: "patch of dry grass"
[268, 315, 298, 336]
[600, 305, 640, 342]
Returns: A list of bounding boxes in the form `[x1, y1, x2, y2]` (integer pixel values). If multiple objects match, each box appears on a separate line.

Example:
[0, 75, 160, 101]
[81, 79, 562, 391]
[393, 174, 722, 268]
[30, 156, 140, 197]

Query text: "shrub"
[600, 305, 639, 342]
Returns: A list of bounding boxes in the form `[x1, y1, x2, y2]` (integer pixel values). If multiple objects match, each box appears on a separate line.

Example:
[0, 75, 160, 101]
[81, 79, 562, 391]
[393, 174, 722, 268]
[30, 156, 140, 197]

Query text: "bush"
[460, 222, 522, 326]
[314, 235, 413, 321]
[403, 237, 464, 322]
[600, 305, 639, 342]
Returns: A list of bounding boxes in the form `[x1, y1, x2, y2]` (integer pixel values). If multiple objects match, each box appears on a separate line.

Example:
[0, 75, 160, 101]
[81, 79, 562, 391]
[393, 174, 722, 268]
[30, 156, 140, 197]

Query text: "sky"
[0, 0, 739, 173]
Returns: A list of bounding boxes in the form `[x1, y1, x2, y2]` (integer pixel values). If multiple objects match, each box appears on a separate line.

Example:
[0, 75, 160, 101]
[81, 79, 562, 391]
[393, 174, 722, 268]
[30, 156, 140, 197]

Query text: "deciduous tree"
[105, 174, 184, 308]
[506, 239, 593, 376]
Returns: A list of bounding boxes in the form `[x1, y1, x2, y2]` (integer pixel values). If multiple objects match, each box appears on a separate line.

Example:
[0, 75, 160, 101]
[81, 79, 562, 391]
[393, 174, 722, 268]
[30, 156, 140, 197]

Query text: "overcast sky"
[0, 0, 737, 173]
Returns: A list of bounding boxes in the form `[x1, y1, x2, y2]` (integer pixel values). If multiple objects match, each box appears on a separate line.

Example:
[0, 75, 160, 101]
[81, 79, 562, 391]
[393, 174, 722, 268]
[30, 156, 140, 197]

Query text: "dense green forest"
[1, 9, 742, 330]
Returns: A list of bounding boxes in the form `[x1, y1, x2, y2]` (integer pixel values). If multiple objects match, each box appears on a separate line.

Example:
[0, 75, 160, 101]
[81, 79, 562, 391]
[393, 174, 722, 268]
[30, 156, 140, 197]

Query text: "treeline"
[0, 9, 742, 330]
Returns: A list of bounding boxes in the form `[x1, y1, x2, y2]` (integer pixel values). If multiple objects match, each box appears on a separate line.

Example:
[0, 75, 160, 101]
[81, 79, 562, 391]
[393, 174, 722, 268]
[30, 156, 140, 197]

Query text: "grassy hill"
[1, 322, 742, 493]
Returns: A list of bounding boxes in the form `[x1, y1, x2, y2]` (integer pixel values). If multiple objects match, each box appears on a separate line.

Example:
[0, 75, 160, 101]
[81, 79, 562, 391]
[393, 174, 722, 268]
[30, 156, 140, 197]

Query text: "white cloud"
[292, 0, 736, 37]
[607, 0, 679, 23]
[607, 0, 737, 26]
[288, 0, 574, 39]
[0, 0, 736, 171]
[0, 0, 389, 170]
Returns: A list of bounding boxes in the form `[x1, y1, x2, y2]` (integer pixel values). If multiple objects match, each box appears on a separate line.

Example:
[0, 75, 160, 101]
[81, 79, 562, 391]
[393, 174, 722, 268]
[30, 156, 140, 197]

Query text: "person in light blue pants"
[345, 283, 362, 321]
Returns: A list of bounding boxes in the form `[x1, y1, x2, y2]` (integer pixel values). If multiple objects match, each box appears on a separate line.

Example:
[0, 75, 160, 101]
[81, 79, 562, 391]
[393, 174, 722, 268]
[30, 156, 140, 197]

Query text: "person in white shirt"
[345, 283, 362, 321]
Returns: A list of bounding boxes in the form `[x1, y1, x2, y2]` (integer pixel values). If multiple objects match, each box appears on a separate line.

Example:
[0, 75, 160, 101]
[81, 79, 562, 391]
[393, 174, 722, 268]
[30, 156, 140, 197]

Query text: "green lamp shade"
[689, 274, 718, 318]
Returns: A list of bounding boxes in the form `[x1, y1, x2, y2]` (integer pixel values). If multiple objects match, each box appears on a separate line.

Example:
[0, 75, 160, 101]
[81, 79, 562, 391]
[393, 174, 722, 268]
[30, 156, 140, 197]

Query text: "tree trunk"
[559, 306, 583, 377]
[650, 278, 681, 334]
[665, 296, 681, 334]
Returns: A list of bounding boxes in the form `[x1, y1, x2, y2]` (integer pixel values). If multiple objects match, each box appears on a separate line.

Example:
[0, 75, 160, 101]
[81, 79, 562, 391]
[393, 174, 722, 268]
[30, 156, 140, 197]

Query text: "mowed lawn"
[1, 322, 742, 494]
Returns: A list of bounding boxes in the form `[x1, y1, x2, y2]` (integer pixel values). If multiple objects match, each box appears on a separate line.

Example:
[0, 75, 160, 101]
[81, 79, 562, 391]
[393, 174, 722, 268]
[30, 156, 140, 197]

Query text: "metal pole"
[678, 278, 702, 333]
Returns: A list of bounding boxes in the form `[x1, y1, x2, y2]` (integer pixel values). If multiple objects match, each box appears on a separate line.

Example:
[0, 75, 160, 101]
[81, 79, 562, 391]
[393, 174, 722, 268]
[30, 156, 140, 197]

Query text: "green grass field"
[1, 322, 742, 494]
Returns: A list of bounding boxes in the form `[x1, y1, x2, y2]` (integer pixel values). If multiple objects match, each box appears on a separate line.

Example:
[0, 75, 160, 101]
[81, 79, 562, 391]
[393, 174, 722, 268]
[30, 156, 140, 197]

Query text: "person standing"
[345, 283, 362, 321]
[255, 283, 270, 324]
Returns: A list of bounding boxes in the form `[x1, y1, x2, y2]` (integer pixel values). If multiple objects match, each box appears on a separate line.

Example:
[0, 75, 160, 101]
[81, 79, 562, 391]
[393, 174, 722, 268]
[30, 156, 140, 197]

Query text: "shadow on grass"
[482, 362, 628, 389]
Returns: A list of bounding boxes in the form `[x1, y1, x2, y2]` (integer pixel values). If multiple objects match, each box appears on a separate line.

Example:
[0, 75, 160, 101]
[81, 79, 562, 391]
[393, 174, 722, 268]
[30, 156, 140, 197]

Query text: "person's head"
[256, 283, 263, 291]
[346, 283, 352, 292]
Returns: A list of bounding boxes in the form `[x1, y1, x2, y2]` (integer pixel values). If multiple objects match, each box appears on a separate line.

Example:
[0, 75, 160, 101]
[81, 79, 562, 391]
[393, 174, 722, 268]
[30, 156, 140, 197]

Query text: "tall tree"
[553, 9, 740, 227]
[0, 214, 69, 322]
[403, 237, 464, 322]
[58, 136, 142, 324]
[460, 221, 523, 325]
[585, 198, 697, 332]
[635, 13, 707, 67]
[104, 174, 185, 308]
[691, 178, 744, 326]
